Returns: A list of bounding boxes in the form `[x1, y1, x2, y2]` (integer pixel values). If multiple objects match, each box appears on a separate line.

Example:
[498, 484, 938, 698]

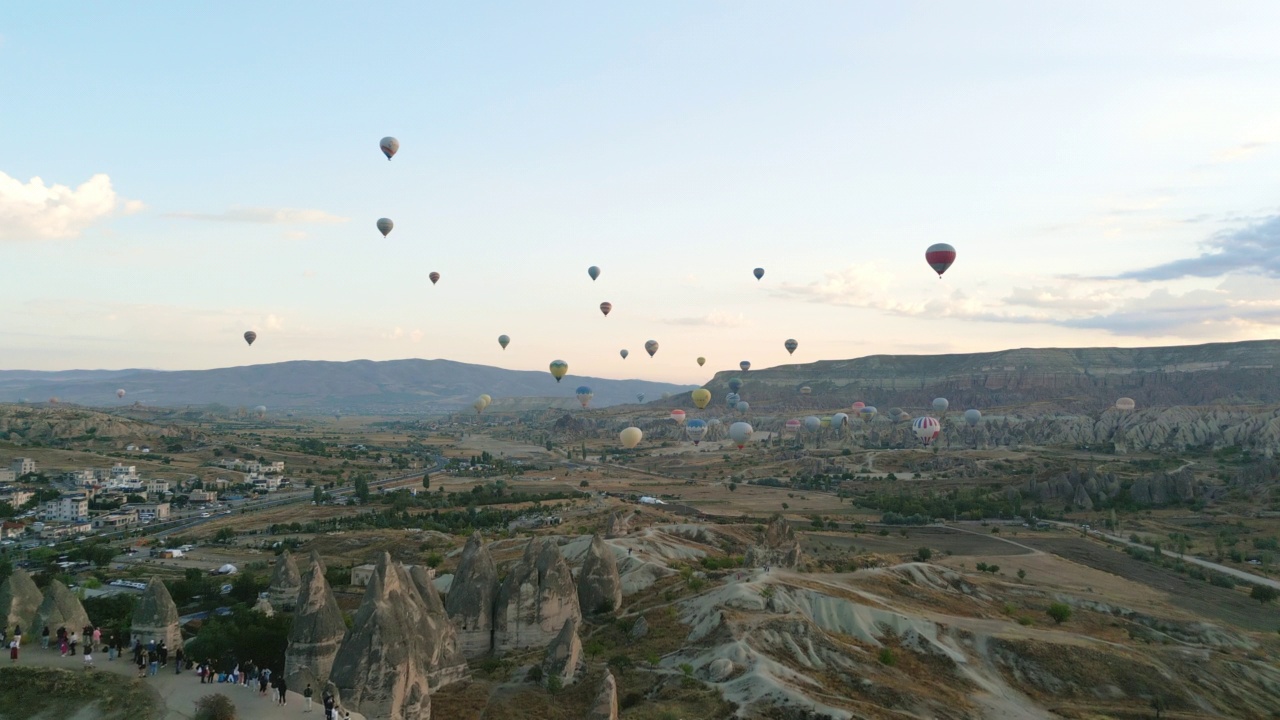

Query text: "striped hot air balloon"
[925, 243, 956, 278]
[913, 416, 941, 446]
[379, 136, 399, 160]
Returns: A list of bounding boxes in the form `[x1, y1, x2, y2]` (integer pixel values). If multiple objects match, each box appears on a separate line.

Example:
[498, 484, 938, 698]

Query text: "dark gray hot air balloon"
[377, 218, 394, 237]
[244, 331, 257, 346]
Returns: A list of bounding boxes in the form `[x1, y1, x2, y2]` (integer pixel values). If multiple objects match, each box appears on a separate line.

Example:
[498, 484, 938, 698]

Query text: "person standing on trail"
[303, 683, 314, 712]
[12, 624, 21, 649]
[258, 668, 270, 696]
[91, 626, 101, 648]
[41, 626, 49, 649]
[9, 639, 17, 663]
[174, 646, 185, 673]
[322, 690, 335, 720]
[276, 674, 288, 705]
[83, 641, 93, 670]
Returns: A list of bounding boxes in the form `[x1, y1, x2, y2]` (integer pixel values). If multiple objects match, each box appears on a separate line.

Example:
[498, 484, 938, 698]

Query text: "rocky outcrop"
[629, 616, 648, 641]
[268, 550, 302, 611]
[33, 580, 90, 635]
[541, 616, 583, 687]
[330, 553, 433, 720]
[493, 538, 582, 654]
[604, 511, 633, 538]
[130, 577, 181, 648]
[0, 568, 42, 636]
[586, 670, 619, 720]
[745, 515, 803, 568]
[1071, 483, 1094, 510]
[444, 532, 499, 658]
[408, 566, 469, 689]
[253, 597, 276, 617]
[286, 554, 347, 692]
[577, 534, 623, 615]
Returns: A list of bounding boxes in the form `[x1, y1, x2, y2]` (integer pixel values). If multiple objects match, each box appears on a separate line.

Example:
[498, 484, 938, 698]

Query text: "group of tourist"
[3, 623, 113, 669]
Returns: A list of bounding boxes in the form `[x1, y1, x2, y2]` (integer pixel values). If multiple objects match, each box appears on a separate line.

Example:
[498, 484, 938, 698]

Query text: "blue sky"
[4, 2, 1280, 384]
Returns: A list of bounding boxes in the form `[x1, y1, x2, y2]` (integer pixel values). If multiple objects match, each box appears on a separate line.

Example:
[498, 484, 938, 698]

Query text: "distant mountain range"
[675, 340, 1280, 413]
[0, 359, 696, 414]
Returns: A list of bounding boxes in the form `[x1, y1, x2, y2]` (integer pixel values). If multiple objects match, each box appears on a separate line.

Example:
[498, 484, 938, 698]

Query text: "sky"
[4, 1, 1280, 384]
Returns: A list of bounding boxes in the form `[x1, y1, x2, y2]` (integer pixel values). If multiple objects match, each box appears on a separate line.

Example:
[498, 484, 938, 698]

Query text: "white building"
[250, 473, 281, 492]
[10, 458, 36, 477]
[146, 479, 170, 495]
[44, 494, 89, 522]
[110, 463, 138, 481]
[0, 469, 15, 484]
[65, 470, 96, 486]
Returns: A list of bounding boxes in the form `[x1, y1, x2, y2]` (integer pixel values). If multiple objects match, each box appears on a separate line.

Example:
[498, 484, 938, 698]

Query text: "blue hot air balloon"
[686, 419, 708, 445]
[728, 378, 743, 393]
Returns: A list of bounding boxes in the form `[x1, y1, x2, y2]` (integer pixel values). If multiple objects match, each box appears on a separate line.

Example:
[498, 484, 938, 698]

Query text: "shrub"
[1047, 602, 1072, 624]
[194, 694, 236, 720]
[1251, 585, 1279, 604]
[546, 674, 562, 694]
[914, 547, 932, 562]
[877, 648, 896, 666]
[1016, 569, 1026, 581]
[526, 665, 543, 683]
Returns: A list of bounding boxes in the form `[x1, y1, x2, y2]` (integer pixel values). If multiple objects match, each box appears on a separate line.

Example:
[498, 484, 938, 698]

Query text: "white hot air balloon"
[964, 409, 982, 426]
[1115, 397, 1136, 411]
[729, 421, 754, 449]
[620, 427, 643, 448]
[803, 416, 821, 433]
[913, 416, 941, 446]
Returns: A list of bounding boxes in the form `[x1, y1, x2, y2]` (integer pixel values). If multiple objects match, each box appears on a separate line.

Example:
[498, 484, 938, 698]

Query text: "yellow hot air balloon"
[696, 357, 706, 367]
[691, 388, 711, 409]
[549, 360, 569, 383]
[480, 394, 492, 405]
[619, 427, 643, 448]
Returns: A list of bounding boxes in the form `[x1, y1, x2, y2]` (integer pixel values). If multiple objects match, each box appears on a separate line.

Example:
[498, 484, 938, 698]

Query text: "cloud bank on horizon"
[4, 2, 1280, 382]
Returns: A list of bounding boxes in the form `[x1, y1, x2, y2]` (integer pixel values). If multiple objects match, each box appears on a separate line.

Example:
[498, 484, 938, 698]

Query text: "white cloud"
[0, 172, 139, 240]
[264, 314, 284, 331]
[165, 206, 349, 224]
[663, 311, 746, 328]
[1212, 141, 1269, 164]
[282, 230, 308, 240]
[409, 329, 424, 342]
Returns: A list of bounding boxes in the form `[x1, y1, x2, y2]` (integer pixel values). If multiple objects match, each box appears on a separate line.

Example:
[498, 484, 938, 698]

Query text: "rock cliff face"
[493, 538, 582, 654]
[604, 511, 633, 538]
[33, 580, 90, 635]
[286, 554, 347, 691]
[330, 553, 433, 720]
[577, 534, 623, 615]
[130, 577, 181, 648]
[444, 532, 499, 658]
[268, 550, 302, 611]
[541, 616, 583, 687]
[0, 568, 42, 636]
[745, 515, 803, 568]
[407, 565, 470, 689]
[586, 671, 620, 720]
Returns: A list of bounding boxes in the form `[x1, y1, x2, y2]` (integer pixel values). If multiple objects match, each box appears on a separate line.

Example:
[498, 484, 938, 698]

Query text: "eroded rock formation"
[130, 577, 181, 648]
[577, 534, 623, 615]
[33, 580, 90, 635]
[408, 565, 469, 689]
[286, 554, 347, 691]
[444, 532, 499, 658]
[541, 616, 583, 687]
[268, 550, 302, 611]
[493, 538, 581, 654]
[586, 670, 620, 720]
[0, 568, 42, 636]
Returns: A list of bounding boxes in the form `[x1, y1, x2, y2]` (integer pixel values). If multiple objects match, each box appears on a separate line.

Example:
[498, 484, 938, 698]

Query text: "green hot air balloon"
[498, 335, 510, 350]
[549, 360, 569, 383]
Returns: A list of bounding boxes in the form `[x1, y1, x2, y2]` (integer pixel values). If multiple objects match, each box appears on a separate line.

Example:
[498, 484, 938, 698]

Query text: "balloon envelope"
[1115, 397, 1136, 411]
[620, 427, 643, 448]
[800, 386, 812, 395]
[588, 266, 601, 281]
[933, 397, 950, 413]
[735, 401, 750, 412]
[728, 378, 743, 393]
[860, 406, 877, 419]
[244, 331, 257, 346]
[620, 349, 629, 359]
[686, 419, 708, 444]
[697, 356, 706, 366]
[726, 393, 740, 406]
[645, 340, 659, 357]
[498, 334, 510, 350]
[964, 409, 982, 425]
[852, 401, 865, 411]
[576, 386, 594, 408]
[691, 388, 712, 409]
[599, 302, 612, 316]
[116, 389, 126, 399]
[729, 421, 754, 448]
[925, 242, 956, 277]
[913, 416, 941, 445]
[832, 412, 849, 427]
[753, 268, 764, 280]
[803, 416, 821, 432]
[784, 339, 798, 355]
[670, 409, 686, 425]
[473, 396, 489, 414]
[549, 360, 569, 383]
[379, 136, 399, 160]
[739, 361, 751, 372]
[254, 405, 268, 417]
[786, 419, 802, 431]
[429, 272, 440, 285]
[377, 218, 394, 237]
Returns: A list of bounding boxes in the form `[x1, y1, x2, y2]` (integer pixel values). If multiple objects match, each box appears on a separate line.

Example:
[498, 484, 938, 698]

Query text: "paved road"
[1042, 520, 1280, 591]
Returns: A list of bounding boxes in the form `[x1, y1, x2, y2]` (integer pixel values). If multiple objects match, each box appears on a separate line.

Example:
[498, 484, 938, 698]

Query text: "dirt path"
[11, 647, 364, 720]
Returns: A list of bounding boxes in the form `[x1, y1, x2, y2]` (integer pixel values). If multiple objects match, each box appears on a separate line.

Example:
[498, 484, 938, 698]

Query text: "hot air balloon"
[729, 421, 753, 448]
[964, 409, 982, 426]
[549, 360, 568, 383]
[377, 218, 394, 237]
[784, 339, 798, 355]
[852, 401, 865, 412]
[498, 335, 510, 350]
[753, 268, 764, 281]
[686, 419, 708, 445]
[379, 136, 399, 160]
[785, 418, 802, 432]
[697, 357, 706, 367]
[670, 409, 686, 425]
[620, 349, 629, 359]
[588, 266, 601, 281]
[800, 386, 812, 395]
[887, 407, 903, 421]
[739, 361, 751, 372]
[726, 393, 741, 407]
[897, 410, 911, 422]
[254, 405, 268, 418]
[925, 243, 956, 278]
[832, 412, 849, 428]
[820, 417, 832, 428]
[708, 418, 722, 427]
[645, 340, 659, 358]
[1115, 397, 1136, 411]
[933, 397, 949, 413]
[636, 393, 645, 403]
[735, 401, 750, 413]
[860, 406, 877, 420]
[576, 386, 594, 408]
[803, 416, 821, 433]
[913, 416, 941, 446]
[429, 272, 440, 285]
[620, 427, 643, 448]
[116, 389, 126, 399]
[691, 388, 711, 409]
[473, 396, 489, 414]
[599, 302, 612, 317]
[728, 378, 743, 393]
[244, 331, 257, 346]
[480, 394, 492, 406]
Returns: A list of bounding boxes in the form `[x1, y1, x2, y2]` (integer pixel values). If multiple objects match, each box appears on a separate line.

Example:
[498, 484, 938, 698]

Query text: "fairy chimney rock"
[408, 565, 470, 689]
[542, 616, 584, 687]
[586, 670, 620, 720]
[577, 534, 623, 615]
[444, 532, 499, 658]
[493, 538, 582, 654]
[286, 554, 347, 691]
[130, 577, 182, 648]
[33, 580, 90, 636]
[0, 568, 42, 636]
[268, 550, 303, 611]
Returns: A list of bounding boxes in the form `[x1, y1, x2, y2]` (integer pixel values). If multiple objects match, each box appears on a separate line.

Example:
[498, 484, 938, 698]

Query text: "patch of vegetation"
[0, 667, 161, 720]
[194, 693, 237, 720]
[1047, 602, 1072, 624]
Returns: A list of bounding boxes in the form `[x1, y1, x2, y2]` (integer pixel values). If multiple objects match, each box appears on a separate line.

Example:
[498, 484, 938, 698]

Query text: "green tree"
[422, 474, 430, 490]
[1251, 585, 1278, 604]
[1016, 569, 1026, 581]
[914, 547, 932, 562]
[354, 475, 370, 503]
[1047, 602, 1072, 624]
[313, 486, 323, 504]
